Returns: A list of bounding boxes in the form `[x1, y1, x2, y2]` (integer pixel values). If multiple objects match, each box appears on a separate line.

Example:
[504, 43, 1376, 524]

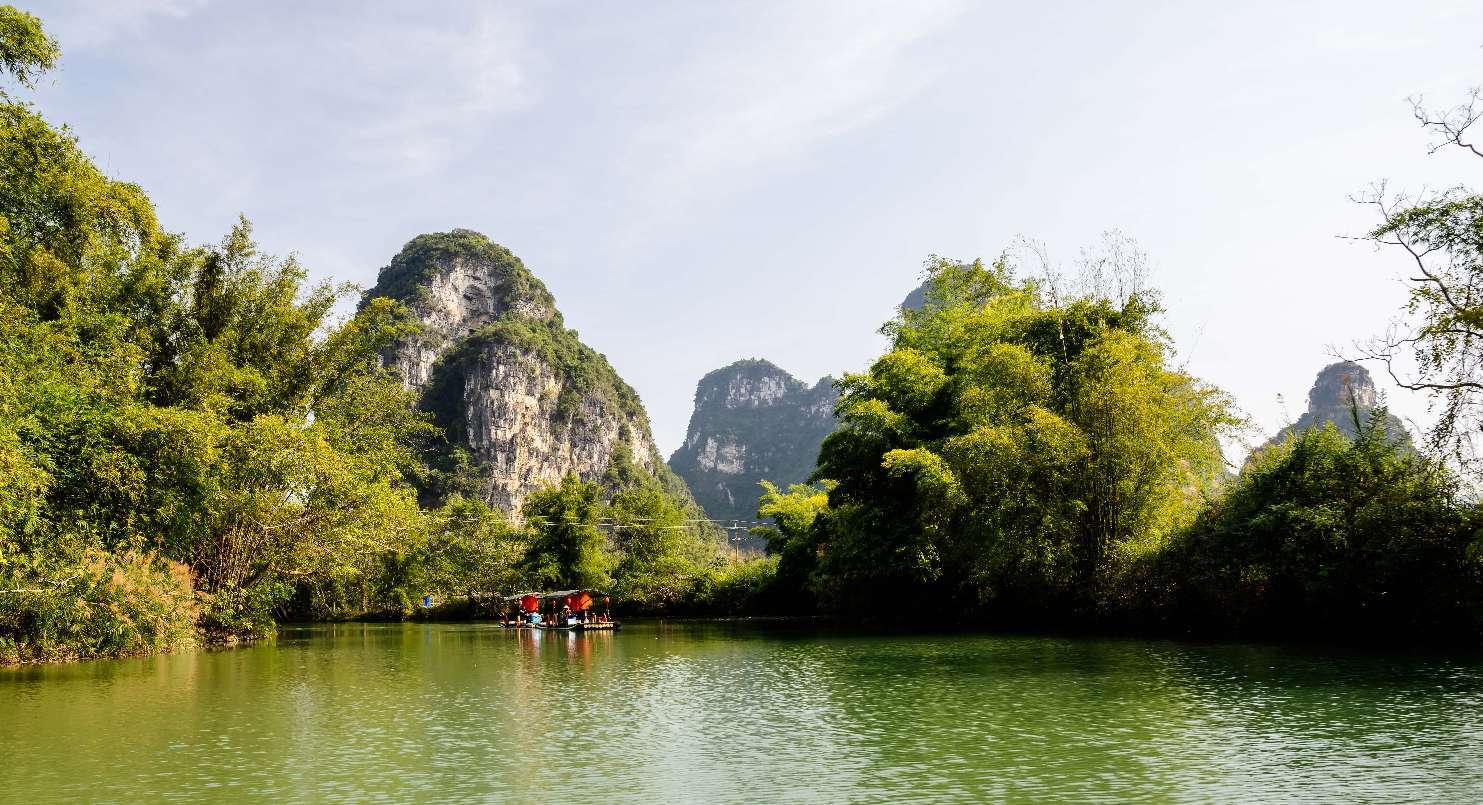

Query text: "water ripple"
[3, 623, 1482, 803]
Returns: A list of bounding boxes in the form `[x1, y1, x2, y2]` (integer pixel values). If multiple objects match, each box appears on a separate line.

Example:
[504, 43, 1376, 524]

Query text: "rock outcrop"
[901, 280, 931, 312]
[1266, 361, 1411, 450]
[368, 229, 558, 394]
[363, 229, 679, 513]
[668, 359, 839, 538]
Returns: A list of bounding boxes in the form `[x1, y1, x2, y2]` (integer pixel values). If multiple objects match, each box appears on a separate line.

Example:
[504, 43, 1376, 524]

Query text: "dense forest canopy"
[0, 0, 435, 655]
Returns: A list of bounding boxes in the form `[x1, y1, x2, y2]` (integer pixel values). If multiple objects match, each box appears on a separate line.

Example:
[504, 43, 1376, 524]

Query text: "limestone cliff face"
[371, 230, 557, 394]
[362, 229, 667, 513]
[457, 342, 659, 510]
[668, 359, 838, 533]
[1266, 361, 1410, 450]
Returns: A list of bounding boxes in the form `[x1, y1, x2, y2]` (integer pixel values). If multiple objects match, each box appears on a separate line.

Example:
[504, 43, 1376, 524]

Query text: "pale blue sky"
[22, 0, 1483, 454]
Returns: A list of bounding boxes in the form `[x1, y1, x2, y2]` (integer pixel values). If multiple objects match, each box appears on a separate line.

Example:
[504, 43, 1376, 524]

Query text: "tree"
[608, 484, 693, 606]
[409, 496, 527, 604]
[0, 6, 56, 88]
[519, 476, 610, 590]
[1154, 417, 1483, 638]
[752, 480, 830, 602]
[1357, 85, 1483, 472]
[0, 8, 442, 655]
[810, 251, 1237, 617]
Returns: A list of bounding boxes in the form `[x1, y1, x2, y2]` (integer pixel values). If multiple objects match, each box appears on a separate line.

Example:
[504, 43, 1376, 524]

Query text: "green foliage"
[1366, 190, 1483, 468]
[416, 496, 527, 598]
[511, 469, 727, 611]
[0, 14, 442, 660]
[773, 246, 1483, 639]
[519, 476, 611, 590]
[0, 6, 56, 89]
[0, 547, 197, 663]
[752, 481, 829, 604]
[150, 220, 351, 419]
[1360, 90, 1483, 471]
[608, 484, 692, 606]
[0, 94, 165, 320]
[1149, 419, 1483, 638]
[687, 556, 779, 615]
[807, 253, 1238, 616]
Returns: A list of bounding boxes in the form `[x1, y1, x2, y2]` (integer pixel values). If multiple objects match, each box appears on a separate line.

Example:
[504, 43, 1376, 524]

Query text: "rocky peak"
[1266, 360, 1410, 450]
[901, 280, 931, 312]
[362, 230, 696, 517]
[362, 229, 557, 392]
[1307, 361, 1378, 413]
[696, 359, 807, 413]
[670, 359, 839, 537]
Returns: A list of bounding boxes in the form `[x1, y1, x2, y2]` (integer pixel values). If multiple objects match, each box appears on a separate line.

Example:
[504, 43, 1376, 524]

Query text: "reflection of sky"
[4, 624, 1483, 801]
[18, 1, 1483, 457]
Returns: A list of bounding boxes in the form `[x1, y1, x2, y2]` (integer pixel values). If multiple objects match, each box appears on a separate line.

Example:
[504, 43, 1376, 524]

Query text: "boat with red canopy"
[500, 592, 544, 627]
[537, 589, 618, 630]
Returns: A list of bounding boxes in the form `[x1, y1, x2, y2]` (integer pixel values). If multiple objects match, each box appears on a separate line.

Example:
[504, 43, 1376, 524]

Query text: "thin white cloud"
[337, 4, 537, 176]
[621, 0, 968, 227]
[44, 0, 209, 48]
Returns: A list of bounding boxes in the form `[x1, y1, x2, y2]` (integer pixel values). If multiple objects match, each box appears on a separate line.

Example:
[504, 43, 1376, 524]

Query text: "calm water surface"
[3, 621, 1482, 802]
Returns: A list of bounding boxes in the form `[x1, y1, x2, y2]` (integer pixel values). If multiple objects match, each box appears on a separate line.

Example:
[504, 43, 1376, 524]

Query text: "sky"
[21, 0, 1483, 455]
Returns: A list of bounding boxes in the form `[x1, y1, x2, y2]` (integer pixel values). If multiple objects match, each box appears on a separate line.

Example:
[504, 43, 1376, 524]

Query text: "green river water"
[3, 621, 1482, 803]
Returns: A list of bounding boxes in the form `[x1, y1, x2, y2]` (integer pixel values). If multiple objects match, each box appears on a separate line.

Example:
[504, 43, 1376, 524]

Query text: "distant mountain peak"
[901, 281, 931, 312]
[1307, 361, 1378, 413]
[669, 359, 839, 539]
[1266, 360, 1409, 450]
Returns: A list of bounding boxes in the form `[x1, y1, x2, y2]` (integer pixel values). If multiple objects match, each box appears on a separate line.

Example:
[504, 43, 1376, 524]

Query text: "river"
[3, 621, 1482, 802]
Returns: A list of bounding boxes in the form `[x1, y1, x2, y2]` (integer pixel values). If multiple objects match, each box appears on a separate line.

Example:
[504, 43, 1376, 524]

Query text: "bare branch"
[1412, 88, 1483, 159]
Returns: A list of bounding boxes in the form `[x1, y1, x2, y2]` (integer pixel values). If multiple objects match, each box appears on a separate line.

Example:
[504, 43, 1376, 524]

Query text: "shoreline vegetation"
[4, 7, 1483, 665]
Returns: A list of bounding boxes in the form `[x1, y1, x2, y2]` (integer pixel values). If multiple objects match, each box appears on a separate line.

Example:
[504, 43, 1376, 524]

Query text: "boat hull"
[537, 622, 620, 631]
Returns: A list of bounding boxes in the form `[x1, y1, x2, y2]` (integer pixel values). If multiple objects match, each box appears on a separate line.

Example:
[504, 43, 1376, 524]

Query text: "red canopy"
[519, 594, 539, 613]
[565, 592, 593, 611]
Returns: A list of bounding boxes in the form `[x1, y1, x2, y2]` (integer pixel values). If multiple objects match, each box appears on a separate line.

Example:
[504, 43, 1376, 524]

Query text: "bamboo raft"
[499, 589, 619, 631]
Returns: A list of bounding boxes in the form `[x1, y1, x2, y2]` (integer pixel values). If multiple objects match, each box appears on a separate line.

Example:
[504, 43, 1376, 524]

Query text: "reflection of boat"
[535, 590, 620, 631]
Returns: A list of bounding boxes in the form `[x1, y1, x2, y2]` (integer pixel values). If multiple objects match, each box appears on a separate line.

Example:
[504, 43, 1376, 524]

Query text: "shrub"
[1146, 421, 1483, 639]
[1, 547, 198, 663]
